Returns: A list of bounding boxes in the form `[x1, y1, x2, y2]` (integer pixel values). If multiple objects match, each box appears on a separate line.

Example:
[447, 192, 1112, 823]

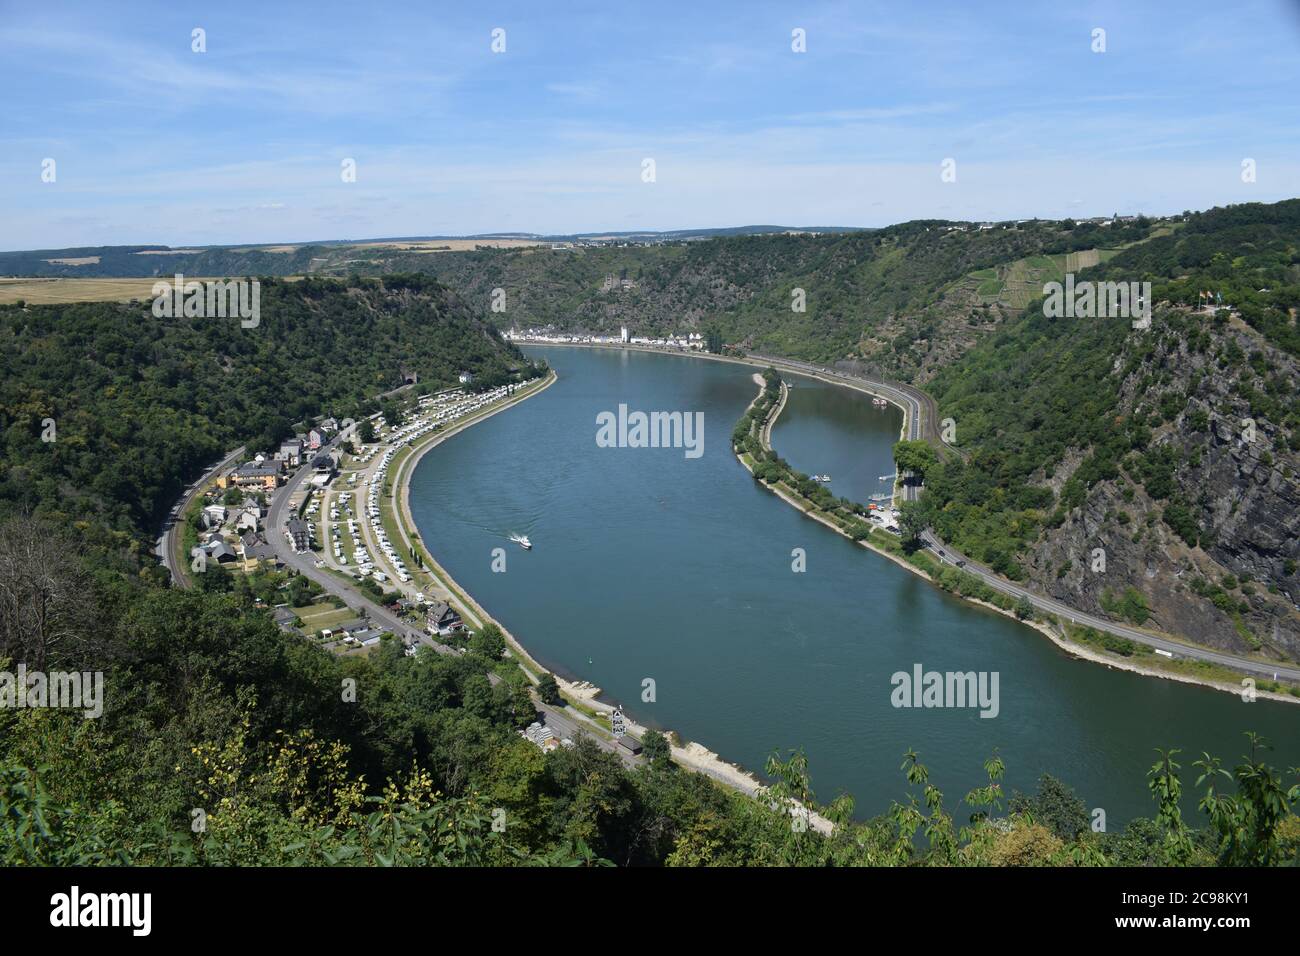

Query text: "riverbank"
[385, 373, 558, 630]
[735, 376, 1300, 707]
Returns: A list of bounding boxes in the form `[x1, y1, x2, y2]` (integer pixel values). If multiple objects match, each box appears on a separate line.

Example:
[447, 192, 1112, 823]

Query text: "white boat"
[510, 533, 532, 550]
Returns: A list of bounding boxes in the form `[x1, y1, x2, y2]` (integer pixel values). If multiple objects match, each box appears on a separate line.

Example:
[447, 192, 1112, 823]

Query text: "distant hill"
[0, 225, 867, 278]
[403, 216, 1158, 370]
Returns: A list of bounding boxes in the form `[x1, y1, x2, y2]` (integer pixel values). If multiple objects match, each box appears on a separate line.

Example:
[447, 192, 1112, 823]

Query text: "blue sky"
[3, 0, 1300, 249]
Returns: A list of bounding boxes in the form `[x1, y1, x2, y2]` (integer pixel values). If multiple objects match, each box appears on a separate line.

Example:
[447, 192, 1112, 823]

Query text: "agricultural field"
[0, 275, 304, 304]
[993, 253, 1067, 309]
[43, 256, 101, 265]
[1063, 248, 1101, 271]
[0, 276, 173, 304]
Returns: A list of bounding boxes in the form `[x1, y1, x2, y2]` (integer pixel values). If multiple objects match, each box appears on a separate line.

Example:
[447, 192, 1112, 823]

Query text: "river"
[408, 345, 1300, 823]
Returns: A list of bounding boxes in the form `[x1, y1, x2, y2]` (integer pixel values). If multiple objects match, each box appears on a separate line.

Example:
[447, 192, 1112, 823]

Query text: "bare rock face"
[1021, 315, 1300, 662]
[1206, 437, 1298, 583]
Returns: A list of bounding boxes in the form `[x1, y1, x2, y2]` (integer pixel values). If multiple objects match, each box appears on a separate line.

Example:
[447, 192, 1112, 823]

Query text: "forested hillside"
[1098, 199, 1300, 356]
[0, 274, 523, 545]
[2, 219, 1155, 376]
[386, 218, 1156, 370]
[924, 201, 1300, 659]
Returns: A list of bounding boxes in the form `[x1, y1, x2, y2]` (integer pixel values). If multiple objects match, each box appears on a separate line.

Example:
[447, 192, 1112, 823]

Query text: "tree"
[1014, 596, 1034, 620]
[1148, 749, 1195, 865]
[247, 410, 293, 459]
[508, 680, 536, 727]
[1008, 773, 1089, 841]
[642, 730, 671, 765]
[896, 499, 929, 551]
[0, 518, 98, 670]
[1194, 733, 1297, 866]
[195, 564, 232, 594]
[357, 420, 376, 444]
[537, 672, 562, 706]
[287, 575, 313, 607]
[470, 622, 507, 661]
[893, 439, 938, 481]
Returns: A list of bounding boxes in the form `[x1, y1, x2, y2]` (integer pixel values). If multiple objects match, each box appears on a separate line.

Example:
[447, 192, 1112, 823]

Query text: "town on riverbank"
[504, 324, 706, 350]
[167, 375, 543, 654]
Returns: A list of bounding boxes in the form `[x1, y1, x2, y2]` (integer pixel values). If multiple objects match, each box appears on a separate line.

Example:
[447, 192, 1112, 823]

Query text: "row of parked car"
[357, 386, 516, 587]
[365, 448, 410, 585]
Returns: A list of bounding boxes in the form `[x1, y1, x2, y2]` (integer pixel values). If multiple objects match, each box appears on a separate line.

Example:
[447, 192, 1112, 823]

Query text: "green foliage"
[1119, 201, 1300, 356]
[536, 672, 562, 706]
[469, 622, 507, 661]
[896, 498, 929, 550]
[1076, 626, 1151, 657]
[1192, 733, 1300, 866]
[642, 730, 671, 765]
[893, 439, 938, 480]
[1008, 774, 1090, 842]
[1099, 586, 1151, 625]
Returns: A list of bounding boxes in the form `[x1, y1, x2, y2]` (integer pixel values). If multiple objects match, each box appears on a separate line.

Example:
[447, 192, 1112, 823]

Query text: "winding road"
[158, 444, 246, 586]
